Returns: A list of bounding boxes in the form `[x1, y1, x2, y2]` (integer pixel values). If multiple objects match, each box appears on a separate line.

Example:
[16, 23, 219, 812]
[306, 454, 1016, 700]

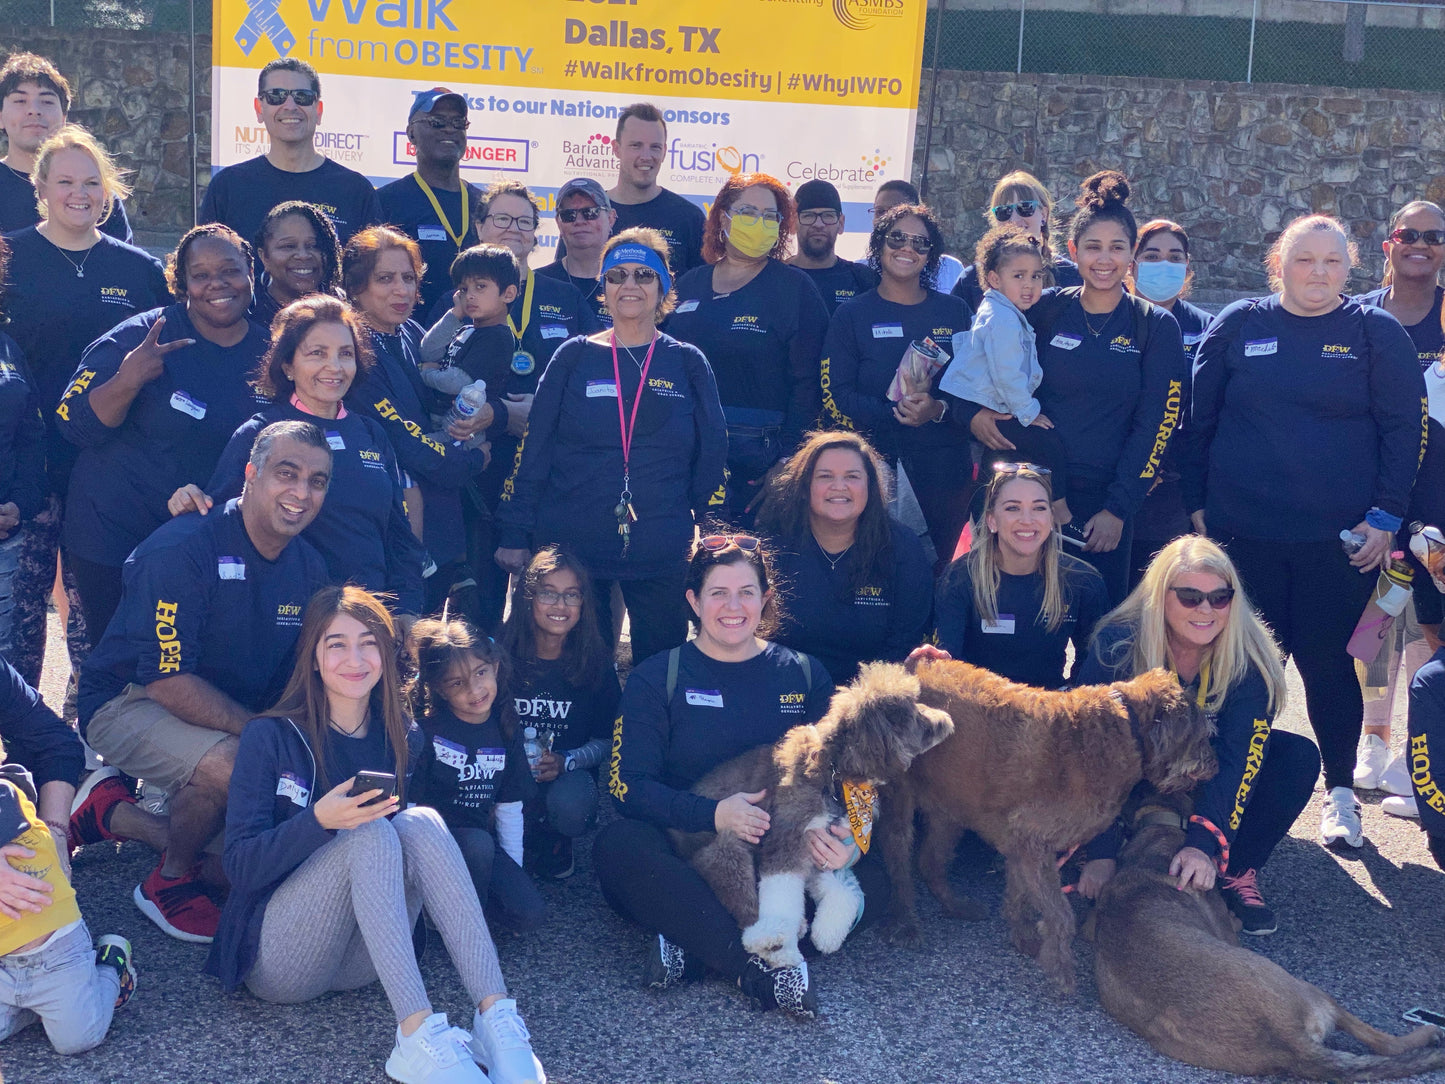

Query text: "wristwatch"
[564, 754, 578, 773]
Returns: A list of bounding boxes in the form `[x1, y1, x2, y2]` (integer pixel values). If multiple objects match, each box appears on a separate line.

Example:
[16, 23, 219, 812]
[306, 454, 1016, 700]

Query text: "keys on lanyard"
[614, 481, 638, 555]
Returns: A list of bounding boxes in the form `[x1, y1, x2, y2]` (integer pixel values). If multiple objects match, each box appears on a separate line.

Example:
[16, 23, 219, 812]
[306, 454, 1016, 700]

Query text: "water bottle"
[523, 726, 551, 770]
[1409, 521, 1445, 594]
[443, 379, 487, 430]
[1340, 528, 1367, 557]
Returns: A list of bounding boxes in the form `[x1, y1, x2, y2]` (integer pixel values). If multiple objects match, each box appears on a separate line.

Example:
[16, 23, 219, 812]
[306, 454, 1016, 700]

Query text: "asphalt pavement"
[6, 623, 1443, 1084]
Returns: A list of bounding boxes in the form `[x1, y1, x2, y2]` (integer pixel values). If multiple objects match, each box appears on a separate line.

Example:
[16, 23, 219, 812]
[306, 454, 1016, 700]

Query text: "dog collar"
[1108, 688, 1148, 768]
[1133, 807, 1185, 830]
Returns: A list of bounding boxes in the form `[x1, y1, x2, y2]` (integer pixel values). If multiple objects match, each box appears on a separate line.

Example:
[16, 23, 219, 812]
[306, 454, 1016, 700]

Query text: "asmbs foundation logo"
[833, 0, 907, 30]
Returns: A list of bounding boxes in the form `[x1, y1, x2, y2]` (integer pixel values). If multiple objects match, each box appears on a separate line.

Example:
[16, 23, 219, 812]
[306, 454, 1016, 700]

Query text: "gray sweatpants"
[245, 806, 506, 1023]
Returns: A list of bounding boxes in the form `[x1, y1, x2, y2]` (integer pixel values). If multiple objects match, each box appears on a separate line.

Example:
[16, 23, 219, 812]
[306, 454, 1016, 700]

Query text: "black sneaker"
[642, 933, 687, 990]
[1221, 868, 1276, 936]
[95, 935, 137, 1009]
[536, 836, 574, 880]
[739, 954, 818, 1018]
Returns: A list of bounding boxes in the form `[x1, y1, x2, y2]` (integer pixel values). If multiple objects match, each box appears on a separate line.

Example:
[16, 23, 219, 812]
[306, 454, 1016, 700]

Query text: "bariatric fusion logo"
[833, 0, 906, 30]
[667, 138, 760, 180]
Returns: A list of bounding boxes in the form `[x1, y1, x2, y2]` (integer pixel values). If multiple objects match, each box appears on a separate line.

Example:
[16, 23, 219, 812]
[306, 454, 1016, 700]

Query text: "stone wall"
[0, 28, 209, 242]
[914, 69, 1445, 295]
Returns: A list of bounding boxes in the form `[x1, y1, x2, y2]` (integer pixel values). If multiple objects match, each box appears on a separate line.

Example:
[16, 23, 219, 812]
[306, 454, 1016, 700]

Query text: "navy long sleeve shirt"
[0, 656, 83, 790]
[0, 338, 45, 520]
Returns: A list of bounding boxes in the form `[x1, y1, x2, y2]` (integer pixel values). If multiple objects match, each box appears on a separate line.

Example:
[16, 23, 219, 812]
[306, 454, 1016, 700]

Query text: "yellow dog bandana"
[842, 781, 877, 854]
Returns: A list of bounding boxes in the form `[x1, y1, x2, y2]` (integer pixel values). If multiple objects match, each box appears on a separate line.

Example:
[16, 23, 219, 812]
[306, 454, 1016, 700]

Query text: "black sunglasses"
[259, 88, 318, 107]
[558, 206, 605, 224]
[603, 267, 659, 285]
[991, 200, 1040, 222]
[420, 116, 468, 132]
[700, 534, 761, 553]
[1390, 228, 1445, 247]
[884, 231, 932, 254]
[1170, 586, 1235, 609]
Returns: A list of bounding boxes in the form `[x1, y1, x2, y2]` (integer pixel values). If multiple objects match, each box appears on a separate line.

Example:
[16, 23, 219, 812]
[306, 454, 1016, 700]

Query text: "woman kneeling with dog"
[1075, 535, 1320, 935]
[595, 534, 882, 1016]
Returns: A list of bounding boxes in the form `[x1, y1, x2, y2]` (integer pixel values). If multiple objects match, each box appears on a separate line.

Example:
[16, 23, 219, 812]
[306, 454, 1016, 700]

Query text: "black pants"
[593, 818, 890, 981]
[1225, 536, 1374, 791]
[65, 551, 124, 644]
[1227, 730, 1320, 874]
[901, 447, 975, 565]
[591, 568, 688, 667]
[462, 490, 512, 636]
[1064, 479, 1135, 608]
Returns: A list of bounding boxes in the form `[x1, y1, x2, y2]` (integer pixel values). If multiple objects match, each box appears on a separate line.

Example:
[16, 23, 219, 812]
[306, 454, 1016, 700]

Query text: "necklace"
[619, 341, 647, 370]
[815, 535, 854, 571]
[4, 162, 29, 182]
[328, 712, 368, 737]
[49, 238, 96, 279]
[1081, 306, 1113, 338]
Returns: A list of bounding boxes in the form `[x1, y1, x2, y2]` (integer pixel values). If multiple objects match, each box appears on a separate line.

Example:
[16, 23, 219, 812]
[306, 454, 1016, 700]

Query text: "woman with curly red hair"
[666, 173, 830, 522]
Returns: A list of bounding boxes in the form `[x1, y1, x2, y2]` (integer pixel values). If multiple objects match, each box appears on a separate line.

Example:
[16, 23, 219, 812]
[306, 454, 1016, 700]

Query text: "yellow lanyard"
[414, 174, 469, 250]
[507, 270, 536, 345]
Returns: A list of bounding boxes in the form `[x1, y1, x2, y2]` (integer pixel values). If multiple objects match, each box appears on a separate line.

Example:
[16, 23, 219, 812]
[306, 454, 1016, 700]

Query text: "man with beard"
[785, 179, 876, 316]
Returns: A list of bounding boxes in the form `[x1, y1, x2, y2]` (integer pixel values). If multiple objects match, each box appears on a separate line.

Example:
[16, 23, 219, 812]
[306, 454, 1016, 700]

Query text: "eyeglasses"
[533, 588, 584, 607]
[1389, 228, 1445, 247]
[259, 88, 318, 107]
[603, 267, 659, 286]
[884, 231, 932, 254]
[557, 206, 605, 224]
[1169, 586, 1235, 609]
[483, 212, 537, 233]
[700, 534, 761, 553]
[421, 116, 469, 132]
[728, 206, 782, 226]
[993, 462, 1052, 477]
[798, 210, 840, 226]
[991, 200, 1040, 222]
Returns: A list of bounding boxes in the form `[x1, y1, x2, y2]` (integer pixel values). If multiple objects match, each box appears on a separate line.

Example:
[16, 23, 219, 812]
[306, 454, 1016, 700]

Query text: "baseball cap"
[555, 177, 612, 211]
[409, 87, 467, 119]
[795, 179, 843, 213]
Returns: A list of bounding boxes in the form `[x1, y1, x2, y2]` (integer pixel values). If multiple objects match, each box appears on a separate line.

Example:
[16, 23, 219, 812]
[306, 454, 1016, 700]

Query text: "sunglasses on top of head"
[991, 200, 1040, 222]
[259, 88, 318, 107]
[700, 534, 761, 553]
[1169, 586, 1235, 609]
[1389, 227, 1445, 247]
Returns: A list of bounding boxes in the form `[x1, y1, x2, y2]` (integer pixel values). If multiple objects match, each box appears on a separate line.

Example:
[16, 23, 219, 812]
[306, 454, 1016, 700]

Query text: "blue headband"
[602, 243, 672, 294]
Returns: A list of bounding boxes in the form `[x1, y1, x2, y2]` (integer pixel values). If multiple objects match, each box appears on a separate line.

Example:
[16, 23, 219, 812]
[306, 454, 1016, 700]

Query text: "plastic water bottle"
[523, 726, 551, 770]
[443, 379, 487, 430]
[1340, 528, 1367, 556]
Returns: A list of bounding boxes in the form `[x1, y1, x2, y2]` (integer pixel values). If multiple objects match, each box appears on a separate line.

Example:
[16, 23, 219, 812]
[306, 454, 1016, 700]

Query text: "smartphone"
[1402, 1007, 1445, 1028]
[349, 771, 398, 807]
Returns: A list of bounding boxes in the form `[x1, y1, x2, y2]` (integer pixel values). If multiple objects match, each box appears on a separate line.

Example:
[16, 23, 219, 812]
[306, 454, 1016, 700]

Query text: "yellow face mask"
[725, 214, 779, 259]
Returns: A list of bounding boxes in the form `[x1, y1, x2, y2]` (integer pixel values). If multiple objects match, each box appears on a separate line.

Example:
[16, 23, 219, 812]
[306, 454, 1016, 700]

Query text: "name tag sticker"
[872, 323, 904, 339]
[432, 735, 468, 771]
[981, 614, 1017, 635]
[675, 299, 700, 313]
[586, 380, 618, 398]
[1183, 333, 1204, 347]
[541, 324, 568, 340]
[169, 390, 207, 419]
[325, 430, 346, 451]
[217, 557, 246, 581]
[685, 689, 724, 708]
[1050, 334, 1083, 351]
[1245, 338, 1278, 357]
[276, 772, 310, 807]
[417, 226, 448, 241]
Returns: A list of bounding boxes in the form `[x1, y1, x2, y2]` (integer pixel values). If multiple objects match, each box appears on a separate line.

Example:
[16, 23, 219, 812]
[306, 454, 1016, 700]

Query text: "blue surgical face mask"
[1134, 260, 1188, 303]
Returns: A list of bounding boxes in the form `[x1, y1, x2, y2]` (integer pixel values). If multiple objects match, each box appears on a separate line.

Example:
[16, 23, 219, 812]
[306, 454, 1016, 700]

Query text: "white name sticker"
[325, 430, 346, 451]
[417, 226, 448, 241]
[1244, 338, 1278, 357]
[685, 689, 724, 708]
[217, 557, 246, 581]
[276, 772, 310, 807]
[675, 299, 700, 313]
[1050, 334, 1083, 351]
[541, 325, 568, 340]
[586, 379, 618, 398]
[169, 390, 207, 419]
[1183, 333, 1204, 347]
[872, 323, 905, 339]
[981, 614, 1017, 635]
[432, 735, 469, 771]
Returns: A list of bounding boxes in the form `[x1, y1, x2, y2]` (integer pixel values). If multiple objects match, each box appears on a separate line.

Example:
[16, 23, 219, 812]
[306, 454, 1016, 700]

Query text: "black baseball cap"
[795, 179, 843, 213]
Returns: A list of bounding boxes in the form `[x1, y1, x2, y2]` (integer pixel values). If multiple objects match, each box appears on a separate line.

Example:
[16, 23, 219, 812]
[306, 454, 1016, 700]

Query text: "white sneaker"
[386, 1013, 491, 1084]
[1382, 794, 1420, 819]
[1353, 734, 1390, 790]
[1378, 751, 1414, 796]
[469, 999, 546, 1084]
[1321, 787, 1365, 848]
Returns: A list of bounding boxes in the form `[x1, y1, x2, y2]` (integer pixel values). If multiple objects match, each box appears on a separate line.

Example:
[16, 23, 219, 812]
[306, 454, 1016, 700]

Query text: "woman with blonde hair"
[1075, 535, 1320, 936]
[950, 169, 1083, 311]
[1186, 212, 1424, 850]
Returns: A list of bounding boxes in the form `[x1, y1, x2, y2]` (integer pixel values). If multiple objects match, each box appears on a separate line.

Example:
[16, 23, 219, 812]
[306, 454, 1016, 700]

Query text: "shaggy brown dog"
[878, 658, 1217, 993]
[1086, 797, 1445, 1080]
[671, 662, 954, 969]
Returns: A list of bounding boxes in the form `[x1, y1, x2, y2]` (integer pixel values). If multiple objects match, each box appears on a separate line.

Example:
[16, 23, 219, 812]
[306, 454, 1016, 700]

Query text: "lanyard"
[414, 174, 469, 250]
[507, 270, 536, 345]
[611, 330, 658, 471]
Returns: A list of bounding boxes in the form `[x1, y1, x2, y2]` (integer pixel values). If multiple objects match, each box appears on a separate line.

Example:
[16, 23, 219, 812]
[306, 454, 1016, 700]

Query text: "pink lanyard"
[611, 331, 658, 482]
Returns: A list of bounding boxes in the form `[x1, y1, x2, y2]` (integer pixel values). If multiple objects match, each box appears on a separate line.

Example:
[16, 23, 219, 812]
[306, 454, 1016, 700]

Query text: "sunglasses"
[991, 200, 1040, 222]
[420, 116, 468, 132]
[798, 210, 840, 226]
[1390, 228, 1445, 247]
[557, 206, 605, 224]
[993, 462, 1052, 477]
[483, 212, 537, 233]
[1169, 586, 1235, 609]
[533, 588, 584, 607]
[259, 88, 318, 107]
[603, 267, 659, 286]
[700, 534, 761, 553]
[884, 231, 932, 254]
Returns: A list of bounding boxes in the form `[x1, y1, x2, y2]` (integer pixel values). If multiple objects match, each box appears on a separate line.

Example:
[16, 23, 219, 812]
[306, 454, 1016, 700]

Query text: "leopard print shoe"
[740, 954, 818, 1018]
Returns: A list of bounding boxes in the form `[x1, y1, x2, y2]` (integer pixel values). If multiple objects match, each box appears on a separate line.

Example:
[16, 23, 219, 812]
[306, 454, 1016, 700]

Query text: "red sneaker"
[133, 858, 220, 943]
[68, 767, 136, 850]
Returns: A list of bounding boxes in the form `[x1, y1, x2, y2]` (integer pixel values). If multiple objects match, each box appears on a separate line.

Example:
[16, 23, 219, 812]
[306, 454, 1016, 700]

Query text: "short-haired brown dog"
[1086, 796, 1445, 1080]
[671, 662, 954, 970]
[878, 658, 1217, 994]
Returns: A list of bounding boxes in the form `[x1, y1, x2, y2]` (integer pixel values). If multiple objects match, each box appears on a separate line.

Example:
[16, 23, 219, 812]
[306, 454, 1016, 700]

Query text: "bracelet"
[43, 820, 69, 836]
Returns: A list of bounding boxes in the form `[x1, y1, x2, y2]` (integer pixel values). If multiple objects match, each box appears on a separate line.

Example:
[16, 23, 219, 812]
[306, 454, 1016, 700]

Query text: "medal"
[510, 349, 535, 375]
[507, 270, 537, 369]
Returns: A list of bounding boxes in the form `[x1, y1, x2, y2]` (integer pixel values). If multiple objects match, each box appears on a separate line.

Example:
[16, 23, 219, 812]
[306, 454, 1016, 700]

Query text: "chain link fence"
[923, 0, 1445, 90]
[3, 0, 206, 31]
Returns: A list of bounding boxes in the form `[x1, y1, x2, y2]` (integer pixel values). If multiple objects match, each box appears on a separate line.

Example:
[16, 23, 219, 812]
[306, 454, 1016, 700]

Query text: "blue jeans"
[452, 826, 546, 933]
[536, 768, 599, 838]
[0, 922, 119, 1055]
[0, 529, 22, 656]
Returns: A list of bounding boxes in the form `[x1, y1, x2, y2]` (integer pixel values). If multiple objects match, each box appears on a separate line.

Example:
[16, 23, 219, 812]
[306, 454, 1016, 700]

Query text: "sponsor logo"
[667, 137, 761, 179]
[155, 600, 181, 673]
[514, 697, 573, 720]
[393, 132, 529, 173]
[786, 150, 890, 186]
[833, 0, 906, 30]
[1108, 334, 1137, 354]
[561, 132, 619, 174]
[1321, 343, 1357, 360]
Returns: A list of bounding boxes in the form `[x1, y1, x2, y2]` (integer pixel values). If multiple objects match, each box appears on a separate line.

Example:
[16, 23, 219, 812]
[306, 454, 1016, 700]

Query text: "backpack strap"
[797, 651, 813, 691]
[665, 645, 681, 703]
[1029, 286, 1083, 349]
[1129, 293, 1154, 360]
